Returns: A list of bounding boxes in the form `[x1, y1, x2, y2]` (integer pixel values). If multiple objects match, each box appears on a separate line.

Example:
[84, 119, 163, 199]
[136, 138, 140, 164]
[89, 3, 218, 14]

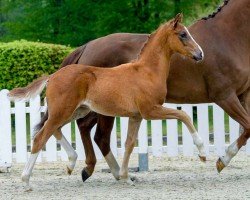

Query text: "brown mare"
[9, 14, 204, 188]
[57, 0, 249, 182]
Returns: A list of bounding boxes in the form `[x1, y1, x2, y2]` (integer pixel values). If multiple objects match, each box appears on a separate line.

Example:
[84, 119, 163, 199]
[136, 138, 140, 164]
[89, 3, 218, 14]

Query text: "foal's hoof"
[81, 169, 91, 182]
[119, 177, 135, 186]
[216, 158, 225, 173]
[24, 186, 33, 192]
[198, 155, 206, 162]
[67, 166, 73, 175]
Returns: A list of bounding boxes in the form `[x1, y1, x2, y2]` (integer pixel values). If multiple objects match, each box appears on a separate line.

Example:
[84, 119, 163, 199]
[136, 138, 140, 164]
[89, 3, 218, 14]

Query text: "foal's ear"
[171, 13, 183, 29]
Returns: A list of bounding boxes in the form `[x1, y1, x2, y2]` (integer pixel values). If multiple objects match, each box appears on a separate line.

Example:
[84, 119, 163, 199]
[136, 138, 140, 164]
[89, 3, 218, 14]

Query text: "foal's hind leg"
[54, 130, 78, 175]
[22, 120, 60, 190]
[140, 105, 206, 160]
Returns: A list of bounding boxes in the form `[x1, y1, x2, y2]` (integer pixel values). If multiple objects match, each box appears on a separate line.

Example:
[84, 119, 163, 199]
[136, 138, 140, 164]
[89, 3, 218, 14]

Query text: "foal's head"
[162, 14, 204, 62]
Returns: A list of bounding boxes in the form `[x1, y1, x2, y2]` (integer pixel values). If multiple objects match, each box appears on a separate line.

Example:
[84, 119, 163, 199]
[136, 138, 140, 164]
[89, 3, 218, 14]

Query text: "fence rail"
[0, 89, 250, 168]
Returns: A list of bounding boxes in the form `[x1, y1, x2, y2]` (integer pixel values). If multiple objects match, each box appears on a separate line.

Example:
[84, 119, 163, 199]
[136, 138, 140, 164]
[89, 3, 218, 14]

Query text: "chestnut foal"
[8, 14, 205, 188]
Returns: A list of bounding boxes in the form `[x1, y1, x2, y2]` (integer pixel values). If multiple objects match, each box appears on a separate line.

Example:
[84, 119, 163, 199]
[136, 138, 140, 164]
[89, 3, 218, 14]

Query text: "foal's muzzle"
[192, 50, 204, 62]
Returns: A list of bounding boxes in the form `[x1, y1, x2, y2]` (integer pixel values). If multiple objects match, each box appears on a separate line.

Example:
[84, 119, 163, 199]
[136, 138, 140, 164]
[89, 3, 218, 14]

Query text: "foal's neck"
[136, 29, 173, 81]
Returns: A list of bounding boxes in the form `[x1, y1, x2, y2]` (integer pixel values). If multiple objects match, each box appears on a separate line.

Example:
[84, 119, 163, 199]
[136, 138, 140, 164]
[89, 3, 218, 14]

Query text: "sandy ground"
[0, 153, 250, 200]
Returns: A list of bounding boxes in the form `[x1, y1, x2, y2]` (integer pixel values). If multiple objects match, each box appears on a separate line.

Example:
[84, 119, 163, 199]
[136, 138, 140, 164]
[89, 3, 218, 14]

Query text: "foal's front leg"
[140, 105, 206, 160]
[119, 116, 142, 183]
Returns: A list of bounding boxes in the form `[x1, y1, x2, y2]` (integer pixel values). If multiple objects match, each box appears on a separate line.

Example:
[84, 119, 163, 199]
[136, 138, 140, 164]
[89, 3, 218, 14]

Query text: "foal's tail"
[8, 75, 50, 101]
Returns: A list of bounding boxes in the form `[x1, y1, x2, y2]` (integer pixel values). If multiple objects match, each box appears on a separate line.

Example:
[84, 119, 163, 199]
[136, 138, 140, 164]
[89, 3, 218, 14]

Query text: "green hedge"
[0, 40, 73, 89]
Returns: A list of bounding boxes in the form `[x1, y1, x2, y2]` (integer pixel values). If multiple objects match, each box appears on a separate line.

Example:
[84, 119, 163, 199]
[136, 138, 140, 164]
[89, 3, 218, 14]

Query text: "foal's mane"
[201, 0, 230, 20]
[136, 32, 156, 60]
[136, 22, 168, 60]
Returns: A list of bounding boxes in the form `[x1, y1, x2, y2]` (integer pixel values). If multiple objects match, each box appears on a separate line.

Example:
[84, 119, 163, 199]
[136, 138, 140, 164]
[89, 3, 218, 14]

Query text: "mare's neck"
[202, 0, 250, 39]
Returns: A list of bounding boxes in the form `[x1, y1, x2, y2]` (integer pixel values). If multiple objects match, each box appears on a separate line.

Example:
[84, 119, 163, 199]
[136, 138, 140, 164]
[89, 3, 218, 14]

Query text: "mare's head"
[162, 14, 204, 62]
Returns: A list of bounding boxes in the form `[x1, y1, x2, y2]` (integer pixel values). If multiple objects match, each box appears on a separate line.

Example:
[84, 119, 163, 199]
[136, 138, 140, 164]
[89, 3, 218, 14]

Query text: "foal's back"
[48, 63, 153, 117]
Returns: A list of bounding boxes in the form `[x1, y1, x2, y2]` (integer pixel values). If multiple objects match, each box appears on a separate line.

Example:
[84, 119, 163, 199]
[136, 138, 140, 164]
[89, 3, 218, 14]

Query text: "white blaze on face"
[184, 27, 204, 59]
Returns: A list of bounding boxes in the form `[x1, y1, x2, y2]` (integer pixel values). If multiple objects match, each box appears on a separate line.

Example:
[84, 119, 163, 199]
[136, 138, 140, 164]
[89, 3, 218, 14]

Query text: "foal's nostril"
[193, 51, 203, 62]
[199, 52, 203, 59]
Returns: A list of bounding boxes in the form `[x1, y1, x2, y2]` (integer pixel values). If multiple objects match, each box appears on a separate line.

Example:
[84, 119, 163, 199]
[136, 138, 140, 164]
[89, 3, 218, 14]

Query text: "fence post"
[151, 119, 163, 157]
[15, 100, 27, 163]
[197, 104, 209, 155]
[166, 104, 178, 157]
[138, 120, 148, 171]
[120, 117, 129, 155]
[213, 104, 225, 156]
[229, 117, 239, 144]
[0, 90, 12, 168]
[182, 105, 194, 156]
[29, 96, 42, 162]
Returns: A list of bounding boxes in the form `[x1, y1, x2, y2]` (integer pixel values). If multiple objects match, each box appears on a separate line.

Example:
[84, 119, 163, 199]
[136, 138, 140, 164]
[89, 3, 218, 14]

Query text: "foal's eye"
[179, 32, 187, 39]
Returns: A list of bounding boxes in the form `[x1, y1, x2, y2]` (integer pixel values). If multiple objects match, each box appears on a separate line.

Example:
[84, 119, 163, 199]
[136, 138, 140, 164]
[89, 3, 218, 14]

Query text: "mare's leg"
[54, 130, 78, 175]
[140, 105, 206, 160]
[77, 112, 98, 182]
[94, 115, 120, 180]
[119, 116, 142, 182]
[215, 93, 250, 172]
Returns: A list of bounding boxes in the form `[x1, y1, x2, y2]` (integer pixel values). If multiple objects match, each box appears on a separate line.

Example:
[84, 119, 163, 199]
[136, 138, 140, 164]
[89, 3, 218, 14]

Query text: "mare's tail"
[8, 75, 50, 101]
[60, 44, 87, 68]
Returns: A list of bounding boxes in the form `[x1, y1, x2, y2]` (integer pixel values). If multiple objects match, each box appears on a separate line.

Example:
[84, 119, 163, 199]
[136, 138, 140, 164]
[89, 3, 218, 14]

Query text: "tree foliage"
[0, 0, 221, 46]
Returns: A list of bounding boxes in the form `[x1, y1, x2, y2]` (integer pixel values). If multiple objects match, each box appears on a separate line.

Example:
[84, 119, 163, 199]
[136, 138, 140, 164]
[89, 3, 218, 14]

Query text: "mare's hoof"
[67, 166, 73, 175]
[130, 176, 139, 182]
[198, 155, 206, 162]
[81, 169, 91, 182]
[216, 158, 225, 173]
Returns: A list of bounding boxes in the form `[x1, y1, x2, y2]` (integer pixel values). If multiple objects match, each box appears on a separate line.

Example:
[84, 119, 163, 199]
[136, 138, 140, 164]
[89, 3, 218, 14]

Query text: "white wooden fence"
[0, 89, 250, 168]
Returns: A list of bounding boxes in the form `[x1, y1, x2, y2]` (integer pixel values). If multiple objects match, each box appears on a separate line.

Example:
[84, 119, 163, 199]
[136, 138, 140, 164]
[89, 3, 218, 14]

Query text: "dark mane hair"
[201, 0, 230, 20]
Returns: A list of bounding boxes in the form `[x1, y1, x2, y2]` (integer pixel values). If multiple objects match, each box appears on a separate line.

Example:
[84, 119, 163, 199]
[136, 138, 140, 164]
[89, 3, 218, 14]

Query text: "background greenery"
[0, 0, 221, 46]
[0, 0, 222, 90]
[1, 0, 228, 147]
[0, 40, 72, 89]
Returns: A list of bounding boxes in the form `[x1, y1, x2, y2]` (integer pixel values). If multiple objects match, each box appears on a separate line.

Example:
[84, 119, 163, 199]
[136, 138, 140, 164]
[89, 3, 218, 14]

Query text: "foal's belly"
[82, 97, 139, 117]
